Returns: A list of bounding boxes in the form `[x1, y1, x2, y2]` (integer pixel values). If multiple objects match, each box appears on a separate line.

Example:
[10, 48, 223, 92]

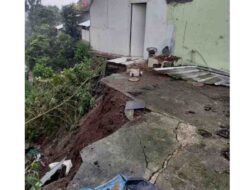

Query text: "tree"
[51, 33, 76, 70]
[33, 63, 54, 78]
[74, 41, 90, 62]
[61, 4, 81, 40]
[25, 33, 51, 70]
[34, 24, 57, 38]
[26, 0, 61, 34]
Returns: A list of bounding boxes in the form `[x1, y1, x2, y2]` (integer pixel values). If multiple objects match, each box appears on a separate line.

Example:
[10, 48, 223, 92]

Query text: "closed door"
[130, 3, 146, 57]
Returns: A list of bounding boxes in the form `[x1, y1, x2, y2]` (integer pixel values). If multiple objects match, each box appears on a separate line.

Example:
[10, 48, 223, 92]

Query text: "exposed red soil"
[37, 86, 145, 190]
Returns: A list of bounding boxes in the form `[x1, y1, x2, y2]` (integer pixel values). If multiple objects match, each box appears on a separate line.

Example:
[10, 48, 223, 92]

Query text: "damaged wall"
[167, 0, 229, 72]
[90, 0, 168, 58]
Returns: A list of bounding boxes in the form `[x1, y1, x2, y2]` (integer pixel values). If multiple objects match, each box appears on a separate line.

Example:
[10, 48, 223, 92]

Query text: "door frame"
[129, 2, 147, 57]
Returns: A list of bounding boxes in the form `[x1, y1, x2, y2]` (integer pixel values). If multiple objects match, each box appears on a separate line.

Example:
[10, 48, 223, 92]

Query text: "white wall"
[143, 0, 168, 58]
[130, 3, 147, 57]
[90, 0, 168, 58]
[90, 0, 131, 56]
[81, 29, 90, 42]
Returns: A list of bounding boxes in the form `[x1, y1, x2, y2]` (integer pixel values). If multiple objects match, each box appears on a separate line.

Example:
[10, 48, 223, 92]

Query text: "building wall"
[143, 0, 168, 58]
[81, 29, 90, 42]
[90, 0, 168, 58]
[167, 0, 229, 72]
[90, 0, 131, 56]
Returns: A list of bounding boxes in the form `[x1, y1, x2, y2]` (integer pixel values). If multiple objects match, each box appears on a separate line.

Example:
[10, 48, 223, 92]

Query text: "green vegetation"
[25, 160, 41, 190]
[25, 61, 99, 142]
[32, 63, 54, 78]
[61, 4, 82, 40]
[25, 0, 97, 143]
[25, 2, 104, 188]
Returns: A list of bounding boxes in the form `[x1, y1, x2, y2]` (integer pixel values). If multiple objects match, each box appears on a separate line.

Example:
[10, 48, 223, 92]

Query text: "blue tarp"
[79, 175, 159, 190]
[80, 175, 127, 190]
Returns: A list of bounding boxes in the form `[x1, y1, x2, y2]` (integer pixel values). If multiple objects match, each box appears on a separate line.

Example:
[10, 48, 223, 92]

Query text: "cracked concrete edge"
[132, 113, 201, 184]
[130, 112, 183, 181]
[147, 121, 203, 184]
[134, 127, 149, 169]
[148, 122, 182, 184]
[102, 77, 195, 128]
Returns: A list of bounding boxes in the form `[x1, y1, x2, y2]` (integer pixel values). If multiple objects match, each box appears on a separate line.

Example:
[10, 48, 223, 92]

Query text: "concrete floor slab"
[102, 71, 229, 134]
[68, 71, 229, 190]
[67, 112, 180, 190]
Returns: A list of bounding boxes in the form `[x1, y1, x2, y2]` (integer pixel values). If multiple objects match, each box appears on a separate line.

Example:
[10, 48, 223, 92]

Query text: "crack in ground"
[134, 127, 149, 169]
[148, 122, 182, 184]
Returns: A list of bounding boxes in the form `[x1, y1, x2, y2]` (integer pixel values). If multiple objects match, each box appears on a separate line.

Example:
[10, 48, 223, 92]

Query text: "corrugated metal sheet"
[154, 66, 229, 87]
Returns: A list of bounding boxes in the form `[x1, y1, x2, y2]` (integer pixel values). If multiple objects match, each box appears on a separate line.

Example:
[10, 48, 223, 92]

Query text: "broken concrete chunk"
[49, 159, 73, 176]
[124, 100, 146, 120]
[40, 158, 66, 186]
[125, 100, 145, 110]
[125, 109, 134, 121]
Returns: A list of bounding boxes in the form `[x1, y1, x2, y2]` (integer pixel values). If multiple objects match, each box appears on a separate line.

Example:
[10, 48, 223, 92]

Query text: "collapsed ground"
[29, 84, 147, 190]
[68, 69, 229, 190]
[26, 62, 229, 190]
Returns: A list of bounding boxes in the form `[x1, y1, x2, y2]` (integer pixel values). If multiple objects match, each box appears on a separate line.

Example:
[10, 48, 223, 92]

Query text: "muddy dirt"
[36, 86, 145, 190]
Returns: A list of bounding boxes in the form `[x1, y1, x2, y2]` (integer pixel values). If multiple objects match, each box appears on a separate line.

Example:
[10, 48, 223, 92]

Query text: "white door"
[130, 3, 146, 57]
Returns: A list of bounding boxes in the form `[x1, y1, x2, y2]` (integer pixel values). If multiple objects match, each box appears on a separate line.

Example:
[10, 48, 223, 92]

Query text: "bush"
[51, 33, 76, 70]
[74, 42, 90, 62]
[33, 63, 54, 79]
[25, 59, 100, 142]
[25, 33, 51, 70]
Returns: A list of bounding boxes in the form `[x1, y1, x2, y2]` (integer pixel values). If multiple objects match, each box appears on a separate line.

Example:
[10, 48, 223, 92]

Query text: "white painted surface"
[90, 0, 131, 55]
[90, 0, 168, 58]
[143, 0, 168, 58]
[130, 3, 146, 57]
[81, 29, 90, 42]
[78, 20, 90, 27]
[107, 57, 144, 66]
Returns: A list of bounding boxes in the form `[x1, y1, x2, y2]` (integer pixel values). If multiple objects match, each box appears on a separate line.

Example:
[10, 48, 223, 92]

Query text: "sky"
[41, 0, 79, 9]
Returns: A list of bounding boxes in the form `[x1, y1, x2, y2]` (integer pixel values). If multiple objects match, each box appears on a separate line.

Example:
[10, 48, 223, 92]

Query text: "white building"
[89, 0, 168, 58]
[78, 20, 90, 42]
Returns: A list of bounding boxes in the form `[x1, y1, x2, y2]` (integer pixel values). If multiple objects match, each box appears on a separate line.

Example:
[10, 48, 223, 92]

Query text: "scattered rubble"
[36, 86, 147, 189]
[49, 160, 73, 176]
[216, 129, 230, 139]
[40, 158, 66, 186]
